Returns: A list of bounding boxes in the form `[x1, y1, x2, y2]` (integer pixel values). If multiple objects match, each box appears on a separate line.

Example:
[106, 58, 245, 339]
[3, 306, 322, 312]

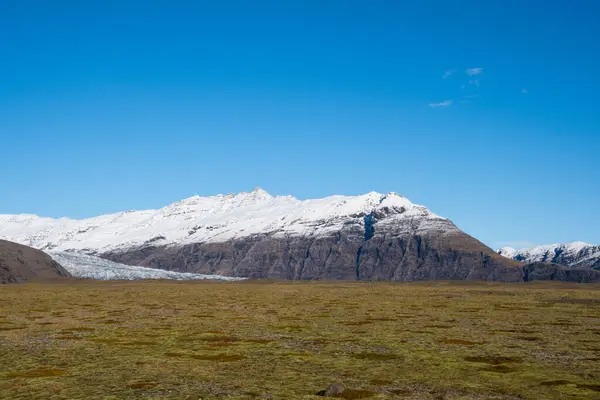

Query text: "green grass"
[0, 280, 599, 399]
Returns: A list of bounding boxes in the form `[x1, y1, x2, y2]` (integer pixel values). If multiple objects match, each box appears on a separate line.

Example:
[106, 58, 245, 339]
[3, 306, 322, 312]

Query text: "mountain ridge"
[498, 242, 600, 270]
[2, 189, 598, 282]
[0, 188, 456, 254]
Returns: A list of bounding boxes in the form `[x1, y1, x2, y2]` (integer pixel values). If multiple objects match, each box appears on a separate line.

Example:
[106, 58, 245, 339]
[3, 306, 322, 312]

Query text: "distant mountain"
[0, 240, 70, 284]
[498, 242, 600, 270]
[1, 189, 598, 282]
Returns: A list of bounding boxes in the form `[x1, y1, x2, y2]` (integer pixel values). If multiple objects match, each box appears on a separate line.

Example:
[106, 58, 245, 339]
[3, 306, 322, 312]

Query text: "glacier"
[50, 251, 246, 281]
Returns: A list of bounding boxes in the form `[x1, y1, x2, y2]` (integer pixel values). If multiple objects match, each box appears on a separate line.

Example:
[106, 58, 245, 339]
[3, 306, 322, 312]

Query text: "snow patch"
[498, 247, 518, 259]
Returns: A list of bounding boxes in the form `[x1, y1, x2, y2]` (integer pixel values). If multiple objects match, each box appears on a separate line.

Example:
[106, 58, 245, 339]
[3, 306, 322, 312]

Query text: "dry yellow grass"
[0, 280, 599, 399]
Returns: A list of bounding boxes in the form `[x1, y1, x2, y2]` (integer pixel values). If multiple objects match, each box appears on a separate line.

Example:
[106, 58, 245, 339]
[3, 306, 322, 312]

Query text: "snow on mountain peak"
[383, 191, 405, 199]
[250, 186, 272, 197]
[497, 241, 600, 269]
[0, 190, 451, 254]
[497, 247, 518, 259]
[563, 241, 592, 252]
[516, 242, 592, 258]
[379, 192, 412, 207]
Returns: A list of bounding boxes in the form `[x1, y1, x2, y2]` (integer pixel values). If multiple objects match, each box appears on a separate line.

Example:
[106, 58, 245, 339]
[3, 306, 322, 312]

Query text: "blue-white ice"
[50, 251, 246, 281]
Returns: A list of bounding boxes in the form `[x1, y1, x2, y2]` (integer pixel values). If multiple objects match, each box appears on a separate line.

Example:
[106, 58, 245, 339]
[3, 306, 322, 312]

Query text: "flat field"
[0, 281, 599, 399]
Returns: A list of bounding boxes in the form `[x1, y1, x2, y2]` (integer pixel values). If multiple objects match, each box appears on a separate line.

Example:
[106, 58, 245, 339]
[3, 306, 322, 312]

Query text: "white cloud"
[442, 69, 455, 79]
[468, 79, 480, 87]
[466, 67, 483, 76]
[464, 94, 478, 98]
[429, 100, 453, 108]
[521, 88, 529, 94]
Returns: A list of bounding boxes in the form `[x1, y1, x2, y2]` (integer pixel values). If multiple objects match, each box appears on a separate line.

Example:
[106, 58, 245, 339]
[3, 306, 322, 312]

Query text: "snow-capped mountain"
[0, 188, 456, 254]
[2, 189, 599, 282]
[497, 247, 518, 260]
[498, 242, 600, 270]
[50, 252, 245, 281]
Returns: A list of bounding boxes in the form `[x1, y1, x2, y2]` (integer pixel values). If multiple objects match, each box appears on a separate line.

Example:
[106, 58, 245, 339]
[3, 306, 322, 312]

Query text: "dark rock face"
[101, 226, 580, 282]
[0, 240, 71, 284]
[523, 262, 600, 283]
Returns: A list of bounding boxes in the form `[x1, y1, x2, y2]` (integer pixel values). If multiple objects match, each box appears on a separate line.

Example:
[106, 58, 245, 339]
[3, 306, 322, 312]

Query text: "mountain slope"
[498, 242, 600, 270]
[0, 240, 70, 284]
[1, 189, 596, 282]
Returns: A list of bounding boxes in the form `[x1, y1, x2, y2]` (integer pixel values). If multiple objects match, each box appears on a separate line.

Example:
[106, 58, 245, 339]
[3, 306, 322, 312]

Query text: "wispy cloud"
[466, 67, 483, 76]
[495, 241, 536, 249]
[442, 69, 455, 79]
[429, 100, 453, 108]
[521, 88, 529, 94]
[463, 94, 478, 98]
[468, 79, 480, 87]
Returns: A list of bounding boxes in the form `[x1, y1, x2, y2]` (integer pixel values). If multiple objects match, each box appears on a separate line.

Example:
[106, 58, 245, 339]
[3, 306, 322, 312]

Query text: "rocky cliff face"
[1, 189, 598, 283]
[522, 262, 600, 283]
[0, 240, 71, 284]
[102, 231, 528, 281]
[498, 242, 600, 270]
[102, 228, 600, 283]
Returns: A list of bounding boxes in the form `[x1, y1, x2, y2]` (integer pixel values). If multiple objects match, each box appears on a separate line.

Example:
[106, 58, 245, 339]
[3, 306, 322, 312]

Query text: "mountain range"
[498, 242, 600, 270]
[1, 189, 598, 282]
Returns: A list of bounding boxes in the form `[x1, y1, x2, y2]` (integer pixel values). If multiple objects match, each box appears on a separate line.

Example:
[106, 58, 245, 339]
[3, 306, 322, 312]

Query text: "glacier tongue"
[50, 252, 246, 281]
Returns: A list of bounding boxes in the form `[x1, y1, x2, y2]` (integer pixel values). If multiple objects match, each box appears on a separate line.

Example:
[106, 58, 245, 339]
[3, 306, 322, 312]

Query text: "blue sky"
[1, 0, 599, 249]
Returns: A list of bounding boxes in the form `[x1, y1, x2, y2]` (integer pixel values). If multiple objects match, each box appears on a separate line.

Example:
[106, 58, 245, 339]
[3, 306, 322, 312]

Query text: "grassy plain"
[0, 280, 599, 399]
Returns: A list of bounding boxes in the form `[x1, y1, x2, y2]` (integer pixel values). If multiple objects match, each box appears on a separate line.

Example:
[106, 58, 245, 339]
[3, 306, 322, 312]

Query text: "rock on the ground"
[317, 383, 345, 396]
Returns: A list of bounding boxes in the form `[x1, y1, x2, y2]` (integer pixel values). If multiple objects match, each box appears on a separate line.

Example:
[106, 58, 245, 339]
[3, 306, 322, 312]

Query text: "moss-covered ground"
[0, 280, 599, 399]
